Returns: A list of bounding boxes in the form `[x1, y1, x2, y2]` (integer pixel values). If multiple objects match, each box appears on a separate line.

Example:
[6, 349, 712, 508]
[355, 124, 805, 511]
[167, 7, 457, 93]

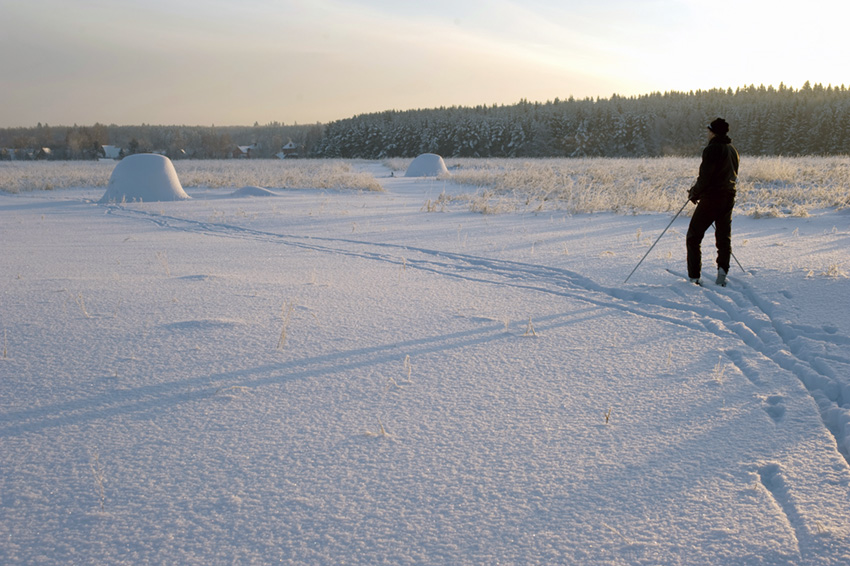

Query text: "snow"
[405, 153, 450, 177]
[231, 186, 277, 197]
[99, 153, 190, 203]
[2, 161, 850, 565]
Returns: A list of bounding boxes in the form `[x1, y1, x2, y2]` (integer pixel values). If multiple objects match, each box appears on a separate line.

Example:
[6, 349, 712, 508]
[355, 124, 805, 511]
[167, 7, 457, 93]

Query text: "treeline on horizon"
[0, 122, 325, 161]
[2, 82, 848, 160]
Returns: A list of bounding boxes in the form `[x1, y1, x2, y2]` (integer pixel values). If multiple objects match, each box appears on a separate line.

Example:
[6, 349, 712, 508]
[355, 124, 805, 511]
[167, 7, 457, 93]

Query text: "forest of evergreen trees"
[313, 83, 850, 158]
[2, 83, 848, 160]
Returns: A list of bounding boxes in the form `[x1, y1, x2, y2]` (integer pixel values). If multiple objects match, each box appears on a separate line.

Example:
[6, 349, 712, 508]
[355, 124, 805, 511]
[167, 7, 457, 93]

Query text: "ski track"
[104, 204, 850, 468]
[758, 463, 805, 558]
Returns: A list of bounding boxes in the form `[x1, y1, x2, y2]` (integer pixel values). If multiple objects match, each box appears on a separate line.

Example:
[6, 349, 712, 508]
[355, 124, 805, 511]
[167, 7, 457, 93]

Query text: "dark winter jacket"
[689, 135, 739, 202]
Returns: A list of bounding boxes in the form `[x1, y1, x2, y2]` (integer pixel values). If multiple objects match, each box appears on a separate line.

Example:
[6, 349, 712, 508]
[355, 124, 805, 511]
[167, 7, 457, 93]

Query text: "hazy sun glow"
[1, 0, 848, 127]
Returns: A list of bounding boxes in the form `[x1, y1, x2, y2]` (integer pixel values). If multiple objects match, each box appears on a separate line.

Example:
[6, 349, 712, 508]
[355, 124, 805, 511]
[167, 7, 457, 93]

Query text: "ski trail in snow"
[0, 318, 518, 437]
[700, 276, 850, 462]
[103, 204, 850, 466]
[757, 464, 804, 558]
[102, 206, 737, 335]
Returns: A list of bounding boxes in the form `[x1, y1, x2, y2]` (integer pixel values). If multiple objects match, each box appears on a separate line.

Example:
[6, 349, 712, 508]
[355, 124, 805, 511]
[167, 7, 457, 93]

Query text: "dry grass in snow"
[0, 159, 383, 193]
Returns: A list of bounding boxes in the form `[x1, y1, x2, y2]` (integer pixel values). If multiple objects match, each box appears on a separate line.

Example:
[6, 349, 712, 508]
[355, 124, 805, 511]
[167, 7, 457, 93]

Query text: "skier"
[686, 118, 739, 286]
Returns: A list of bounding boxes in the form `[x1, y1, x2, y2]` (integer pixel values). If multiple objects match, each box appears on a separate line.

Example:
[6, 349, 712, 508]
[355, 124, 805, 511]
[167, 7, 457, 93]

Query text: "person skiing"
[686, 117, 739, 286]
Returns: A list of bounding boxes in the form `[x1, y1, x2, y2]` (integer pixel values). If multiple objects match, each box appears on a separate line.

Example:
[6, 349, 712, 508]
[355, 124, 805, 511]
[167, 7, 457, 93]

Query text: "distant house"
[234, 143, 258, 159]
[100, 145, 123, 160]
[276, 141, 299, 159]
[35, 147, 53, 160]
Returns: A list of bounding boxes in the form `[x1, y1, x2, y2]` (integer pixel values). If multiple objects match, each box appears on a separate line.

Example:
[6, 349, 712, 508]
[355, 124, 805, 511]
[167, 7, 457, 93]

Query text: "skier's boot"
[689, 277, 701, 286]
[716, 268, 727, 287]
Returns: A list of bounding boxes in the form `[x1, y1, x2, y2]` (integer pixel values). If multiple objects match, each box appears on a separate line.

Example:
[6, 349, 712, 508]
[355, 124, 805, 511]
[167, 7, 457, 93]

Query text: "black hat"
[708, 118, 729, 135]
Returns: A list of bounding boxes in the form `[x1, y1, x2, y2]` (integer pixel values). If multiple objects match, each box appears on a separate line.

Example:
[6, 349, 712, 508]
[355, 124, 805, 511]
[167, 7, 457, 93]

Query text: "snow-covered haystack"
[405, 153, 450, 177]
[99, 154, 189, 203]
[231, 186, 276, 197]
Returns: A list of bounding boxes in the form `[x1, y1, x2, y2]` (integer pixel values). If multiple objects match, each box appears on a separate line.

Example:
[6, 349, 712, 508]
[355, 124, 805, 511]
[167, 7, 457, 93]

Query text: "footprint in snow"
[762, 395, 786, 422]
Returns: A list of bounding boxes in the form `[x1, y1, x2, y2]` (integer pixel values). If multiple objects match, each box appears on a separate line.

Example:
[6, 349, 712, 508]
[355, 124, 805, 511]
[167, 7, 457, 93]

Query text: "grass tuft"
[822, 263, 848, 278]
[277, 302, 296, 350]
[365, 418, 392, 438]
[712, 356, 727, 384]
[523, 317, 538, 337]
[69, 291, 91, 318]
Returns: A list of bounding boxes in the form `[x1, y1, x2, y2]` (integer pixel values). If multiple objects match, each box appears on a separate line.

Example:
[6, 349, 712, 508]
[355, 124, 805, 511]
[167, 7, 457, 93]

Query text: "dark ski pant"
[687, 192, 735, 279]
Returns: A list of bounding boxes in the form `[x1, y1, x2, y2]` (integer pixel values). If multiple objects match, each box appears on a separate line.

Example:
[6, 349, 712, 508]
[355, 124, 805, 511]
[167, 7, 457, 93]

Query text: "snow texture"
[2, 160, 850, 565]
[231, 186, 277, 197]
[99, 153, 190, 203]
[405, 153, 450, 177]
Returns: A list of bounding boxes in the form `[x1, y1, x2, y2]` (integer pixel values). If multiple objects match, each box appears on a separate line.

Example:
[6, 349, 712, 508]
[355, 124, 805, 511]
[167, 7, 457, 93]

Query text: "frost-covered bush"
[3, 156, 849, 214]
[735, 156, 850, 213]
[0, 161, 115, 192]
[444, 156, 850, 215]
[445, 157, 690, 214]
[0, 159, 383, 194]
[172, 159, 383, 191]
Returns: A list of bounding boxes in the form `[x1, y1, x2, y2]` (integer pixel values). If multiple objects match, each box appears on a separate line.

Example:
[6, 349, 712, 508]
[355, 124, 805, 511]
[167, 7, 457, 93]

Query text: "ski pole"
[711, 221, 746, 273]
[730, 251, 745, 273]
[624, 199, 689, 283]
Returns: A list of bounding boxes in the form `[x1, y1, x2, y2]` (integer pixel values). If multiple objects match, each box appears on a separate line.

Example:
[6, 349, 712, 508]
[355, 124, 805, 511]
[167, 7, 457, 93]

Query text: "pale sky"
[1, 0, 847, 127]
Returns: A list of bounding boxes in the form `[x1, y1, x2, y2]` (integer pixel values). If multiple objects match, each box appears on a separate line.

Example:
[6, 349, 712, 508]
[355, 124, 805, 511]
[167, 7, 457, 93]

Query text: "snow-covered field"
[2, 159, 850, 565]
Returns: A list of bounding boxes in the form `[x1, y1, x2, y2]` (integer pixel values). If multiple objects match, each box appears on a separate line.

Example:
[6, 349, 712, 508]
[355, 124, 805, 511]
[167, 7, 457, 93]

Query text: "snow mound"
[405, 153, 450, 177]
[99, 154, 189, 203]
[231, 186, 276, 197]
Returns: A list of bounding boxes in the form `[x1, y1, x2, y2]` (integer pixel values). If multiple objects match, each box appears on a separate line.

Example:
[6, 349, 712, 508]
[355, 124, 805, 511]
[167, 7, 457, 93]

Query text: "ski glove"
[688, 186, 699, 204]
